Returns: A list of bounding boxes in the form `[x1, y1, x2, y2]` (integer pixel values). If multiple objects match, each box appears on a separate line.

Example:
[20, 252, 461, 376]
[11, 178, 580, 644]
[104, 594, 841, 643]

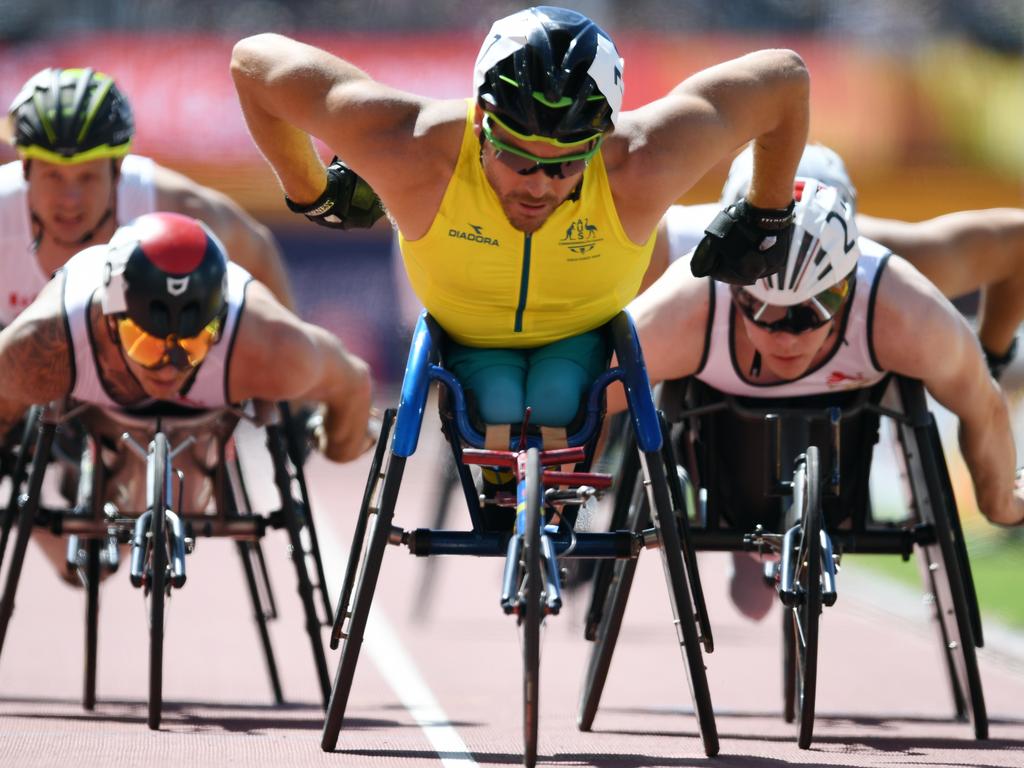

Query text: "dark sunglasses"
[732, 274, 855, 334]
[481, 115, 601, 179]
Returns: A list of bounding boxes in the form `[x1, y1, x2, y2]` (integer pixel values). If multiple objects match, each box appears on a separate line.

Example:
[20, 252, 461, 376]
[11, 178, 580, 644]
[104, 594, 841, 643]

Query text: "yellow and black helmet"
[8, 67, 133, 164]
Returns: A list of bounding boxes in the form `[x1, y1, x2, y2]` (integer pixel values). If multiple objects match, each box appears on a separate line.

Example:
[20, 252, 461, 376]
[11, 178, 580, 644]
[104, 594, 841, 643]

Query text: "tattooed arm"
[0, 276, 74, 435]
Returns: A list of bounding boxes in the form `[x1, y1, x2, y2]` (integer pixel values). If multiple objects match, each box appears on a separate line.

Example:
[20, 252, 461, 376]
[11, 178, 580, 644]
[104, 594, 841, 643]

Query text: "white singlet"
[0, 154, 158, 326]
[60, 245, 250, 411]
[695, 237, 892, 397]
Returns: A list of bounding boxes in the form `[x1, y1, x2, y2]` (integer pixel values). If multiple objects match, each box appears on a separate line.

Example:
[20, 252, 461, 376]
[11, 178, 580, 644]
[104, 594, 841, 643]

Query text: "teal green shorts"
[446, 329, 609, 428]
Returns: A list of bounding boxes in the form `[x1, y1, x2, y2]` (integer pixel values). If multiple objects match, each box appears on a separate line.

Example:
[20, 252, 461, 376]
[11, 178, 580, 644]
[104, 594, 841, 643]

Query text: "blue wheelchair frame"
[321, 310, 719, 765]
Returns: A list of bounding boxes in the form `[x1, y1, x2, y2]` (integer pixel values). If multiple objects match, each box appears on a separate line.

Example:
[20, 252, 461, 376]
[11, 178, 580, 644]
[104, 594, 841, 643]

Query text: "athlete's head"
[473, 6, 623, 232]
[9, 67, 134, 248]
[101, 212, 227, 396]
[731, 178, 861, 379]
[720, 143, 858, 214]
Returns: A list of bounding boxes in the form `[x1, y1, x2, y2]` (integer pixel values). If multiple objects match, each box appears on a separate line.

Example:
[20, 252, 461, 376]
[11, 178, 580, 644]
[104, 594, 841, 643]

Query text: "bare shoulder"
[0, 276, 73, 402]
[377, 97, 468, 238]
[151, 164, 247, 222]
[628, 256, 712, 383]
[228, 281, 317, 401]
[871, 254, 965, 375]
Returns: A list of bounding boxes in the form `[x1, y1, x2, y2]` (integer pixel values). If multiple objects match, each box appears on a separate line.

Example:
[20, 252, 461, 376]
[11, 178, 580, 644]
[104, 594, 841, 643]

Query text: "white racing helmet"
[721, 143, 858, 212]
[740, 177, 860, 315]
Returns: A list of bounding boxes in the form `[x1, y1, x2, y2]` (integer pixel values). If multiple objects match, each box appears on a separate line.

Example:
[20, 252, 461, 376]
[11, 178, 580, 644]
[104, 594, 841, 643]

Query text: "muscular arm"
[859, 208, 1024, 355]
[610, 49, 809, 239]
[606, 257, 711, 413]
[153, 165, 296, 310]
[873, 257, 1023, 526]
[858, 209, 1024, 298]
[228, 282, 372, 462]
[230, 33, 460, 238]
[0, 278, 73, 433]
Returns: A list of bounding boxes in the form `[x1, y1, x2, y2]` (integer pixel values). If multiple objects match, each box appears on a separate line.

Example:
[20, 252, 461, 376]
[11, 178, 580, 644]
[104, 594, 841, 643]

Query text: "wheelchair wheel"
[147, 433, 170, 731]
[782, 606, 795, 724]
[0, 405, 42, 574]
[583, 444, 640, 643]
[643, 449, 719, 757]
[0, 418, 56, 662]
[331, 410, 395, 651]
[83, 539, 101, 710]
[265, 422, 330, 706]
[321, 449, 405, 752]
[577, 463, 644, 732]
[896, 380, 987, 738]
[521, 448, 542, 768]
[785, 447, 822, 749]
[916, 471, 987, 737]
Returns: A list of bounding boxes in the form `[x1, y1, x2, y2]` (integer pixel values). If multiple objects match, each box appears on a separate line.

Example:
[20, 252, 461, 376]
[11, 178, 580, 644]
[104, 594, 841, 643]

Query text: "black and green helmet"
[8, 67, 133, 164]
[473, 6, 624, 146]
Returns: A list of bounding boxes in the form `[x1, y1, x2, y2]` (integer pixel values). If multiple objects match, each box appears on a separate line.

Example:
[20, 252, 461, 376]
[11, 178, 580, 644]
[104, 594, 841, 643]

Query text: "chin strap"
[749, 350, 762, 378]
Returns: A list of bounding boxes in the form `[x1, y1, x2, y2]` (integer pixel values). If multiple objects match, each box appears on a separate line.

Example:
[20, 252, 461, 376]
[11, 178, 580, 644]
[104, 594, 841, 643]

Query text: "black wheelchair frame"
[0, 400, 334, 729]
[580, 374, 986, 749]
[320, 312, 719, 766]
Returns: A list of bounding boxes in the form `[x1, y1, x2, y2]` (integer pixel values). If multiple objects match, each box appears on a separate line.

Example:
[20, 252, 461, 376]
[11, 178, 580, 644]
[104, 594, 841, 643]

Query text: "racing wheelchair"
[321, 311, 719, 766]
[580, 374, 987, 749]
[0, 399, 333, 729]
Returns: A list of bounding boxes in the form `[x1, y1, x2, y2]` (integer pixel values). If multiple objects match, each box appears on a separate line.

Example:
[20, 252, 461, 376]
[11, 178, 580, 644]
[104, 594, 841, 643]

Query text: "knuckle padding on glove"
[690, 199, 794, 285]
[284, 157, 384, 230]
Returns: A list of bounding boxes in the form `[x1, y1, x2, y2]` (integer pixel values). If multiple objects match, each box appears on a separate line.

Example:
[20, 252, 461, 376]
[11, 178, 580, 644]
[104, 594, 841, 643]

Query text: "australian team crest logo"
[559, 218, 603, 258]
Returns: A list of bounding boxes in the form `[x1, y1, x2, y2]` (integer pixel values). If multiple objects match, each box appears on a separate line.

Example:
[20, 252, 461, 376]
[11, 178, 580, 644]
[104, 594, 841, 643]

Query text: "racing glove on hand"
[690, 198, 795, 285]
[982, 337, 1017, 382]
[285, 157, 385, 230]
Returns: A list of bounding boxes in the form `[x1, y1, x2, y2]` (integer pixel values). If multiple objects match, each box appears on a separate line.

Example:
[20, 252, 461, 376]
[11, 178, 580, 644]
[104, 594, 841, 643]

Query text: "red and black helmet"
[102, 212, 227, 338]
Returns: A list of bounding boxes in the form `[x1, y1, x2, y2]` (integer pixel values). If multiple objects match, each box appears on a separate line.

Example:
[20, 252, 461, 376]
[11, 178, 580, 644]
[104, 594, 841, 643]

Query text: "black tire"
[267, 424, 330, 706]
[583, 444, 641, 643]
[898, 381, 987, 739]
[924, 487, 988, 738]
[331, 410, 395, 651]
[0, 406, 42, 574]
[84, 539, 101, 710]
[782, 604, 795, 723]
[788, 447, 822, 750]
[321, 454, 405, 752]
[577, 469, 644, 732]
[236, 541, 284, 704]
[147, 433, 170, 731]
[522, 448, 542, 768]
[644, 450, 719, 757]
[0, 420, 56, 660]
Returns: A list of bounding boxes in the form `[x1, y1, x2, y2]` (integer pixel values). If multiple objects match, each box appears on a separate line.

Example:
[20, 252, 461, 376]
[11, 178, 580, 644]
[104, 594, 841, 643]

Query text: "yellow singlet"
[398, 101, 655, 348]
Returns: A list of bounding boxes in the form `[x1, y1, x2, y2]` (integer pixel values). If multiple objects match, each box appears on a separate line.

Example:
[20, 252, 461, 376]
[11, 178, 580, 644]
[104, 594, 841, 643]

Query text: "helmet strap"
[749, 350, 762, 378]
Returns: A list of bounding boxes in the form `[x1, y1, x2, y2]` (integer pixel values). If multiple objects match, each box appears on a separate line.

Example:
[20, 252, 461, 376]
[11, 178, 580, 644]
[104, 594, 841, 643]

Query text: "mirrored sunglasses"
[118, 315, 221, 370]
[482, 115, 601, 179]
[732, 274, 855, 334]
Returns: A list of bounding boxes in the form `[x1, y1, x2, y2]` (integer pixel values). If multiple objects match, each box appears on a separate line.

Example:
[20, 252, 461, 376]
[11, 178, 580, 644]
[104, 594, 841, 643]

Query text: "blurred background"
[0, 1, 1021, 622]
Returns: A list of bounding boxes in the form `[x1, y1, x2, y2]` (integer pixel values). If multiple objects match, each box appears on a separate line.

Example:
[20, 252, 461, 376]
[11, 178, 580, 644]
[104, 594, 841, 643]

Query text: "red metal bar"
[537, 447, 587, 466]
[460, 449, 517, 468]
[542, 471, 613, 489]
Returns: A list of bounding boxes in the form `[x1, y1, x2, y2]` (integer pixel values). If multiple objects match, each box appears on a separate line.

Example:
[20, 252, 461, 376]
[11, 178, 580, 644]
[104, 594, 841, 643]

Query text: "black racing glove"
[983, 337, 1017, 381]
[284, 157, 385, 230]
[690, 198, 796, 285]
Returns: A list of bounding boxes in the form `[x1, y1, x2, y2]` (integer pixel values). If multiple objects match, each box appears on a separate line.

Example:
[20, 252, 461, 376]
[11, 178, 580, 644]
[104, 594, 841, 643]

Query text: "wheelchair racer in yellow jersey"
[232, 5, 810, 430]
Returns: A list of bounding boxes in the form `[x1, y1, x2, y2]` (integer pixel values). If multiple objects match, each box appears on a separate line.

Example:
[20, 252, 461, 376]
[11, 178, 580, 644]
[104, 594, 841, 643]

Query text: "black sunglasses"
[732, 274, 855, 334]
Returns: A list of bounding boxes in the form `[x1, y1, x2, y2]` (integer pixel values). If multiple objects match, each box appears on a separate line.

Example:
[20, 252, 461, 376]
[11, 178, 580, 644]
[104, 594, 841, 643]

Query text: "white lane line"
[318, 521, 480, 767]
